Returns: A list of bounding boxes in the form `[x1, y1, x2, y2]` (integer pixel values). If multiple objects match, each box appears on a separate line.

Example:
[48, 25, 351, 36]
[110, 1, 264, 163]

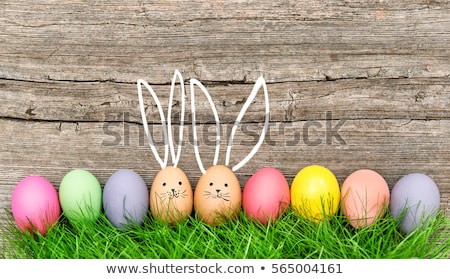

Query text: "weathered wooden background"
[1, 0, 449, 242]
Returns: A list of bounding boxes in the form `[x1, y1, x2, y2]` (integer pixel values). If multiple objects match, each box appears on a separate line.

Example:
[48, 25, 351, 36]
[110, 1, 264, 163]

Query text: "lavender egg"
[103, 169, 149, 228]
[390, 173, 441, 234]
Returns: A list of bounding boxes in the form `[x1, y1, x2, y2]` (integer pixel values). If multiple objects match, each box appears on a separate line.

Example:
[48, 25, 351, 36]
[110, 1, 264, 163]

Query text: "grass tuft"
[1, 207, 448, 259]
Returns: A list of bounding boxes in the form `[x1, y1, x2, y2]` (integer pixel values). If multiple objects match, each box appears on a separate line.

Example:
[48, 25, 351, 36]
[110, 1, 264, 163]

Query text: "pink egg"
[11, 176, 61, 236]
[242, 167, 290, 225]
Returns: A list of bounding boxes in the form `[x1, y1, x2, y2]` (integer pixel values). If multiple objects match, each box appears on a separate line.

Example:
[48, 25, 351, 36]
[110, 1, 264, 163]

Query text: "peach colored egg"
[341, 169, 390, 229]
[242, 167, 290, 225]
[194, 165, 241, 225]
[150, 166, 193, 224]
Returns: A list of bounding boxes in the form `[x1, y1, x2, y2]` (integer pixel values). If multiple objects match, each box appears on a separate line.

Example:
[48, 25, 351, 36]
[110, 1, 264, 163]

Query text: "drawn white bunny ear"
[137, 79, 169, 170]
[190, 78, 221, 174]
[167, 69, 185, 168]
[225, 75, 270, 172]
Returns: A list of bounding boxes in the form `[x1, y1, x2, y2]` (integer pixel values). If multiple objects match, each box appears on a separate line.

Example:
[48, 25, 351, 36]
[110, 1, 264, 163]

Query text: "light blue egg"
[390, 173, 441, 234]
[103, 169, 149, 228]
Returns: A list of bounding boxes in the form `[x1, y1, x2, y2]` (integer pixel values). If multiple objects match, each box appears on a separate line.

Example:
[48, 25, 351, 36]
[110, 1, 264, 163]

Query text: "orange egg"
[194, 165, 242, 225]
[150, 166, 193, 224]
[341, 169, 390, 229]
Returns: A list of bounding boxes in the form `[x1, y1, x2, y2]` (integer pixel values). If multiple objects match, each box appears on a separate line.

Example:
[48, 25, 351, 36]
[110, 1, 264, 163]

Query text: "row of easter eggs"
[247, 165, 441, 234]
[11, 165, 441, 236]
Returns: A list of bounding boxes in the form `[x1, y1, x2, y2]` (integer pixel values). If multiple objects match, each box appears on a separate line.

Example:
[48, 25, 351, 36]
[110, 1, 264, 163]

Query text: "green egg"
[59, 169, 102, 223]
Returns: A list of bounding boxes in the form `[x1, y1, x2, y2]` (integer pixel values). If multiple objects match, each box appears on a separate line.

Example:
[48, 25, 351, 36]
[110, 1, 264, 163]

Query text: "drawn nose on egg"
[171, 188, 180, 198]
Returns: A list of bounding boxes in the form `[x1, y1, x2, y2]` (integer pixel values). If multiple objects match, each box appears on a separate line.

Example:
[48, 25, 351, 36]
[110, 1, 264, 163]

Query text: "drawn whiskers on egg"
[159, 189, 188, 201]
[203, 190, 231, 202]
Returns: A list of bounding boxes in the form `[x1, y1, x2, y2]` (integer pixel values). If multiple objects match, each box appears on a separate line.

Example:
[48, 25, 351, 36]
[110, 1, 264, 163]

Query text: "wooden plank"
[1, 78, 450, 123]
[1, 0, 449, 83]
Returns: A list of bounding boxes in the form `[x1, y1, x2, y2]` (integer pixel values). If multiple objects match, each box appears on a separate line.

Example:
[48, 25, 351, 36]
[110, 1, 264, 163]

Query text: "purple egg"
[103, 169, 149, 228]
[390, 173, 441, 234]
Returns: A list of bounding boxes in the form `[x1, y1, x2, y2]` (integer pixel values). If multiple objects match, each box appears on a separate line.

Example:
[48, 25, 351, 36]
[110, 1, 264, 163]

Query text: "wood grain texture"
[2, 0, 450, 83]
[1, 0, 449, 243]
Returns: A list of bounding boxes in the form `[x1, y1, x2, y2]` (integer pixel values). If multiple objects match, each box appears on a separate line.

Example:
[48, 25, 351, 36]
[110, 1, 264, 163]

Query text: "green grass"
[1, 207, 449, 259]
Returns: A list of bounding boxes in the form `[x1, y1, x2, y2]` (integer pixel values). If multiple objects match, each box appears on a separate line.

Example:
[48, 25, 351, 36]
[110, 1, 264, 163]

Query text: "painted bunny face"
[194, 165, 241, 225]
[190, 75, 270, 226]
[150, 166, 192, 224]
[137, 69, 193, 225]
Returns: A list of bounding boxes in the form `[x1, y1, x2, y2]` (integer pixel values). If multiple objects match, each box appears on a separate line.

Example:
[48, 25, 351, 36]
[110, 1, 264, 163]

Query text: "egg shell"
[341, 169, 390, 229]
[194, 165, 241, 225]
[11, 175, 60, 236]
[290, 165, 340, 223]
[103, 169, 149, 228]
[59, 169, 102, 223]
[150, 166, 193, 224]
[242, 167, 290, 225]
[390, 173, 441, 234]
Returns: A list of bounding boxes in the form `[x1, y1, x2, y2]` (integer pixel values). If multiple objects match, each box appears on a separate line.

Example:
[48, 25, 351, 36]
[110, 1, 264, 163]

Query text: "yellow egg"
[291, 165, 340, 223]
[150, 166, 193, 224]
[194, 165, 241, 225]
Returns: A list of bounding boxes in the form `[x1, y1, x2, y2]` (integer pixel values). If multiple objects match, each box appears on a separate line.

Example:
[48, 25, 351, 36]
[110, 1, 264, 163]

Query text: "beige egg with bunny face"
[190, 75, 270, 226]
[194, 165, 241, 226]
[150, 166, 193, 224]
[138, 69, 193, 225]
